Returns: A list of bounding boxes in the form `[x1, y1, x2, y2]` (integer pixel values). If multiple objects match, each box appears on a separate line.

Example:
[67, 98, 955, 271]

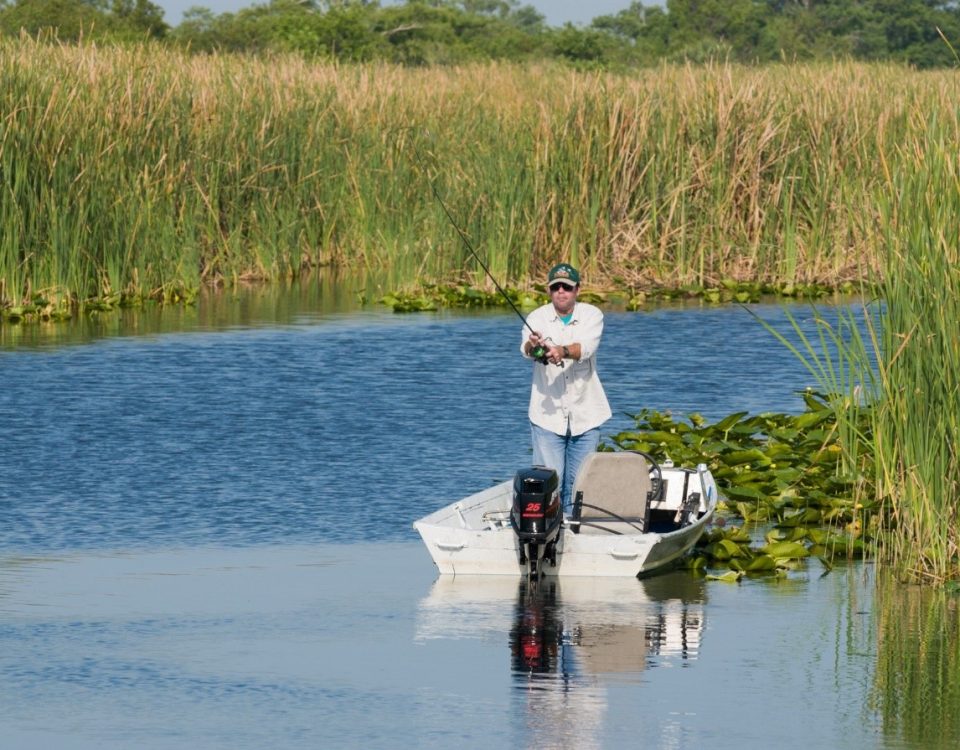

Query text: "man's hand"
[546, 344, 564, 365]
[526, 332, 543, 355]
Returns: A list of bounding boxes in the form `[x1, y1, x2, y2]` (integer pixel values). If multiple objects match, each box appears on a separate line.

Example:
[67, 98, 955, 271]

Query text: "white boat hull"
[414, 465, 718, 578]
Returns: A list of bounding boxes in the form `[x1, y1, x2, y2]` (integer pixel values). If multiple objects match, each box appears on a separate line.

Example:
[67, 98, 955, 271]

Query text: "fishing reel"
[530, 338, 562, 367]
[530, 343, 551, 365]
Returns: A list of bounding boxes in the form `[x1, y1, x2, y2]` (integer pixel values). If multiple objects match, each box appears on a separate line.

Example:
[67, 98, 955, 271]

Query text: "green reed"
[754, 106, 960, 583]
[870, 116, 960, 583]
[2, 40, 959, 312]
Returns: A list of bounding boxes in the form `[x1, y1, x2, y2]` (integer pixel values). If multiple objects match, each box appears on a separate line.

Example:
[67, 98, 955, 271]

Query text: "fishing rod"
[411, 145, 555, 364]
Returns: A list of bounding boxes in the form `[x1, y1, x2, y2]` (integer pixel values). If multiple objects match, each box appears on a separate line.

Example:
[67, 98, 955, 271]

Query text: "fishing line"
[409, 142, 540, 339]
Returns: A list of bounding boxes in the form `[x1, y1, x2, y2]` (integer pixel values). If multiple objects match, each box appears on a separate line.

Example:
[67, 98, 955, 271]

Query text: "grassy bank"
[2, 38, 958, 315]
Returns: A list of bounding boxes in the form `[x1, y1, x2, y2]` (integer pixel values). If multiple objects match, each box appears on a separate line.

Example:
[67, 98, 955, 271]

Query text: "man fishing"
[521, 263, 612, 513]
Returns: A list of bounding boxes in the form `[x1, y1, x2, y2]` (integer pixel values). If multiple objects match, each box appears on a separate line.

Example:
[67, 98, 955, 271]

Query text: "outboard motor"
[510, 467, 563, 579]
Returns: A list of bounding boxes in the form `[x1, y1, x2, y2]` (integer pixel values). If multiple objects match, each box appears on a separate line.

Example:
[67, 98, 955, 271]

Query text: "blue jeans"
[530, 422, 600, 513]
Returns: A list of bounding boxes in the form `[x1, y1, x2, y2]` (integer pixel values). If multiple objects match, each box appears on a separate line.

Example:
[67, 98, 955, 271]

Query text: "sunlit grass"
[751, 113, 960, 583]
[2, 39, 959, 313]
[868, 119, 960, 583]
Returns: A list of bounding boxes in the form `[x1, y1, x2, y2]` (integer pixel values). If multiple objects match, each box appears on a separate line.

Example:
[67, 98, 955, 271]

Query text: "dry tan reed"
[2, 39, 958, 305]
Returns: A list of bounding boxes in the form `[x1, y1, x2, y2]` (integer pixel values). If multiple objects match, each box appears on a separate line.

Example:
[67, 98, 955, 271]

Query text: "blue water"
[1, 303, 823, 551]
[4, 300, 938, 750]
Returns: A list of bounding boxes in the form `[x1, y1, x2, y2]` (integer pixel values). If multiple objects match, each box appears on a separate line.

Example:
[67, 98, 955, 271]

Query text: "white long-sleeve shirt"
[520, 301, 612, 436]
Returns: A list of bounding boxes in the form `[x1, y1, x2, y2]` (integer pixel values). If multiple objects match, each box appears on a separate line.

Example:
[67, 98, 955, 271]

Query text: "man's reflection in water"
[509, 576, 705, 749]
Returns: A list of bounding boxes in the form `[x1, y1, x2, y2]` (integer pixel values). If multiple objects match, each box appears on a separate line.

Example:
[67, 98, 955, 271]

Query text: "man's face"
[549, 282, 578, 314]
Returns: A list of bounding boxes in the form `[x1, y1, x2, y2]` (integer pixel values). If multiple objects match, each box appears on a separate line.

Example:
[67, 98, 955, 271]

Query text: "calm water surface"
[1, 292, 955, 749]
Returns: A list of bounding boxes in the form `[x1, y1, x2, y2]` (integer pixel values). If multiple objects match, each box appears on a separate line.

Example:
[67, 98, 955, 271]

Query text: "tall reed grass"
[757, 112, 960, 583]
[2, 38, 959, 307]
[867, 118, 960, 583]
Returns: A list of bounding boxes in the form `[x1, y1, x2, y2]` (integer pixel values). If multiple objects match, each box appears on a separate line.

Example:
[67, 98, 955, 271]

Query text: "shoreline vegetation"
[376, 279, 863, 313]
[2, 40, 957, 584]
[607, 396, 876, 581]
[2, 41, 955, 318]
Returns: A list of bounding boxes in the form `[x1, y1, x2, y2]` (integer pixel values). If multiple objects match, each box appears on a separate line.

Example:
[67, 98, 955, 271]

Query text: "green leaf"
[793, 409, 832, 430]
[744, 554, 778, 571]
[718, 526, 753, 543]
[801, 391, 830, 411]
[721, 449, 771, 467]
[805, 528, 830, 544]
[724, 485, 767, 501]
[735, 501, 772, 522]
[713, 411, 750, 433]
[636, 430, 684, 446]
[704, 538, 750, 561]
[706, 570, 744, 583]
[778, 508, 822, 527]
[765, 527, 808, 543]
[760, 541, 811, 559]
[680, 555, 709, 570]
[771, 468, 802, 483]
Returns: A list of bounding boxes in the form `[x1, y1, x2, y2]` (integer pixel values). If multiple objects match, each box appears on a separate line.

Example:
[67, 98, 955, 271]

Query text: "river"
[1, 286, 956, 749]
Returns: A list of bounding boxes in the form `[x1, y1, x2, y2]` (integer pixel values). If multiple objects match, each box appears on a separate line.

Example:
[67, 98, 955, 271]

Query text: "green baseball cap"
[547, 263, 580, 287]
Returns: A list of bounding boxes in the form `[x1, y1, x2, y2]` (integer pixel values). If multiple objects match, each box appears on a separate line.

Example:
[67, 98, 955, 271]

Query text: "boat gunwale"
[414, 468, 718, 540]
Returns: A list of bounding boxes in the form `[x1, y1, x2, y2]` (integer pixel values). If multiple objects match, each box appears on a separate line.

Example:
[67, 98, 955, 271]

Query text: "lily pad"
[703, 538, 750, 560]
[724, 485, 768, 502]
[735, 501, 772, 522]
[738, 554, 778, 571]
[713, 411, 750, 433]
[706, 570, 744, 583]
[760, 541, 811, 559]
[765, 527, 809, 544]
[721, 448, 771, 467]
[778, 508, 822, 527]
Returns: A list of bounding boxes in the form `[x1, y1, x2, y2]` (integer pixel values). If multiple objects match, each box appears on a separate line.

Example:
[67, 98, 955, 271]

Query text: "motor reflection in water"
[511, 575, 706, 748]
[416, 572, 707, 748]
[510, 575, 706, 679]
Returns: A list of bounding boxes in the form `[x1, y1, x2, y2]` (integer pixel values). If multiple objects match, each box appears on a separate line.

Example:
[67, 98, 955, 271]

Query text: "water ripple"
[1, 304, 838, 552]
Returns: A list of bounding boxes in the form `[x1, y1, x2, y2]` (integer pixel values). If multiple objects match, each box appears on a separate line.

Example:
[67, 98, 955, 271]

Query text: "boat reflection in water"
[417, 573, 707, 747]
[510, 575, 705, 678]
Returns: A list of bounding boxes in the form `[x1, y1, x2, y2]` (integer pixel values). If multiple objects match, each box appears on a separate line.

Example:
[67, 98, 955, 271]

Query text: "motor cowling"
[510, 467, 562, 546]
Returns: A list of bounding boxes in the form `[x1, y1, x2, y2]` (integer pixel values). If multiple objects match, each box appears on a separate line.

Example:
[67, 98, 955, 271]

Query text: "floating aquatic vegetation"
[380, 284, 548, 313]
[607, 391, 878, 581]
[378, 281, 857, 314]
[0, 288, 196, 323]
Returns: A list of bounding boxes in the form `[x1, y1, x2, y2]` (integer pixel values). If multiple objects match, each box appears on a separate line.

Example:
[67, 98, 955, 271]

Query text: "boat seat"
[571, 452, 652, 531]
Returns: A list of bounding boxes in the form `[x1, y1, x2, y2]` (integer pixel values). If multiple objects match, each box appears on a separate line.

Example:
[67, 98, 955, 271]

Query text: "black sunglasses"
[550, 283, 575, 292]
